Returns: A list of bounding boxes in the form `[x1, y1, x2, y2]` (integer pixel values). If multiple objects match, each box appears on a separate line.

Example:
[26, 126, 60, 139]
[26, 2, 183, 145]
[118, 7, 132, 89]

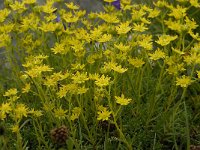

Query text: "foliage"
[0, 0, 200, 149]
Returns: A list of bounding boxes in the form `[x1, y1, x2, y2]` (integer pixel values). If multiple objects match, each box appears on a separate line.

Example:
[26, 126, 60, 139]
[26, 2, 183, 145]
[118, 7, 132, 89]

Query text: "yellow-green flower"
[112, 65, 128, 73]
[197, 71, 200, 79]
[97, 34, 112, 43]
[0, 102, 12, 114]
[176, 75, 193, 88]
[51, 42, 67, 54]
[70, 107, 81, 121]
[65, 2, 79, 10]
[29, 109, 43, 117]
[133, 23, 148, 32]
[90, 27, 103, 40]
[57, 84, 78, 98]
[138, 34, 153, 50]
[14, 104, 29, 120]
[148, 8, 160, 18]
[103, 0, 116, 2]
[10, 124, 20, 133]
[0, 112, 6, 120]
[10, 1, 26, 12]
[95, 75, 111, 87]
[97, 107, 112, 121]
[190, 0, 200, 8]
[54, 107, 68, 120]
[116, 21, 132, 34]
[168, 5, 187, 20]
[166, 63, 186, 75]
[22, 83, 31, 93]
[71, 71, 89, 84]
[76, 86, 89, 95]
[42, 2, 57, 14]
[114, 43, 130, 52]
[149, 49, 166, 60]
[128, 57, 145, 68]
[4, 88, 18, 97]
[156, 35, 178, 46]
[23, 0, 36, 4]
[115, 94, 132, 105]
[39, 22, 59, 32]
[0, 8, 11, 23]
[98, 13, 119, 23]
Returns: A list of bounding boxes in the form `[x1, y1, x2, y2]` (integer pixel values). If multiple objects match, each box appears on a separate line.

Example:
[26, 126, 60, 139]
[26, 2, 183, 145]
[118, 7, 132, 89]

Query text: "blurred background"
[0, 0, 105, 12]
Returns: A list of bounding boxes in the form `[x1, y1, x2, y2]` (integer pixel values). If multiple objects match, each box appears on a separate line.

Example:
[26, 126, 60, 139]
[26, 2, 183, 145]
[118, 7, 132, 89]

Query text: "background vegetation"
[0, 0, 200, 149]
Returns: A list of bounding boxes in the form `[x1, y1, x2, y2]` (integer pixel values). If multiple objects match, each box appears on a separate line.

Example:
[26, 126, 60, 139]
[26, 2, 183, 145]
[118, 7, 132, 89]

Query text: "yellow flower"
[14, 104, 29, 120]
[76, 10, 86, 18]
[97, 34, 112, 43]
[63, 12, 79, 23]
[114, 43, 131, 53]
[168, 5, 187, 19]
[57, 84, 78, 98]
[189, 31, 200, 41]
[115, 94, 132, 105]
[0, 8, 11, 23]
[90, 27, 103, 41]
[23, 0, 36, 4]
[29, 109, 43, 117]
[98, 13, 119, 23]
[44, 72, 69, 88]
[76, 86, 89, 95]
[42, 4, 57, 14]
[197, 71, 200, 79]
[44, 13, 57, 22]
[95, 75, 111, 87]
[166, 63, 186, 75]
[103, 0, 116, 2]
[25, 65, 53, 78]
[164, 19, 182, 33]
[22, 83, 31, 93]
[138, 34, 153, 50]
[8, 96, 20, 102]
[4, 88, 18, 97]
[71, 71, 89, 84]
[184, 53, 200, 65]
[185, 17, 198, 31]
[0, 33, 11, 48]
[11, 124, 20, 133]
[39, 22, 59, 32]
[97, 107, 112, 121]
[112, 65, 128, 73]
[0, 112, 6, 120]
[0, 102, 12, 114]
[51, 42, 67, 54]
[116, 21, 132, 34]
[10, 1, 26, 12]
[133, 22, 148, 32]
[190, 0, 200, 8]
[89, 73, 100, 80]
[128, 57, 145, 68]
[71, 63, 85, 71]
[176, 75, 193, 88]
[43, 102, 54, 112]
[70, 107, 81, 121]
[54, 107, 68, 120]
[149, 49, 166, 60]
[156, 35, 178, 46]
[65, 2, 79, 10]
[131, 9, 146, 21]
[148, 8, 160, 18]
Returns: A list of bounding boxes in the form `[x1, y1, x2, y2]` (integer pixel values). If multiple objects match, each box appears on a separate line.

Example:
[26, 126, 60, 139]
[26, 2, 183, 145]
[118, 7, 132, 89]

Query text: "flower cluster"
[0, 0, 200, 149]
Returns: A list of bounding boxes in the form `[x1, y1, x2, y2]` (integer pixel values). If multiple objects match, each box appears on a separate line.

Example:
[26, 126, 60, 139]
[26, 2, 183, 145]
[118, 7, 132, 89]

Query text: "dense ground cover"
[0, 0, 200, 149]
